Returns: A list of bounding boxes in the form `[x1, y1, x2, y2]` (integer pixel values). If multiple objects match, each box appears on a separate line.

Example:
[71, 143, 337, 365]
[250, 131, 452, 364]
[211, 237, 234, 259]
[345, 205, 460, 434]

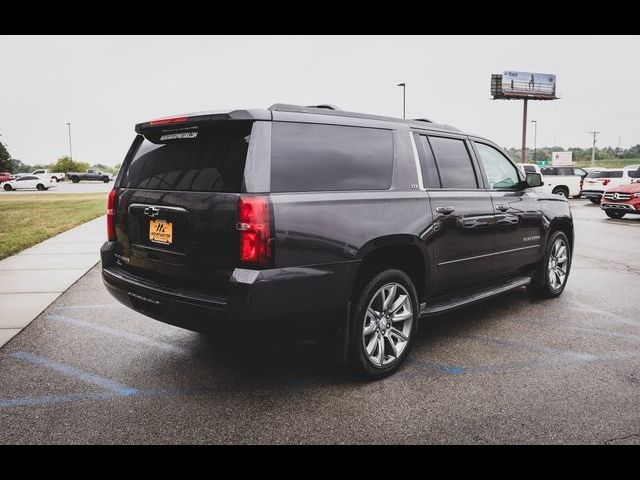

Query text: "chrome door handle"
[436, 206, 456, 215]
[495, 204, 509, 212]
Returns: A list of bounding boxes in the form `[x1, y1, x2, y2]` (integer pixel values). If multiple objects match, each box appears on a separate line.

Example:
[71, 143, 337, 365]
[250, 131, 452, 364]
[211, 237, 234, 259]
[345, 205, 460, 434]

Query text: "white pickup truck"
[31, 169, 65, 182]
[517, 163, 582, 198]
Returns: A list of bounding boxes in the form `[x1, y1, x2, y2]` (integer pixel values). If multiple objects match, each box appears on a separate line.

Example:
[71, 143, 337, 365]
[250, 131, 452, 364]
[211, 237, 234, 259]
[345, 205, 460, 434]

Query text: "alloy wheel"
[548, 238, 569, 291]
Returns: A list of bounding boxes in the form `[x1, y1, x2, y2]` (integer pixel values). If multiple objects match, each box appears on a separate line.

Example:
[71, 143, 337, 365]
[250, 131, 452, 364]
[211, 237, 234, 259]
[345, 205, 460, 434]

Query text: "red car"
[601, 182, 640, 219]
[0, 172, 14, 183]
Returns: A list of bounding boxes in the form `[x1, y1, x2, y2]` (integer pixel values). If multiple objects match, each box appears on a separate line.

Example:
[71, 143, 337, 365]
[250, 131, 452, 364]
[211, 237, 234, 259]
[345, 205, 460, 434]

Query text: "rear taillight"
[107, 188, 117, 241]
[237, 196, 271, 265]
[602, 179, 611, 186]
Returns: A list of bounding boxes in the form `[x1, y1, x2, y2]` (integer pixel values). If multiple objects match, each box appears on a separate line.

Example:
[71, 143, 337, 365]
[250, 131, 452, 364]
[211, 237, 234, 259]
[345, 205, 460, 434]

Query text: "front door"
[471, 140, 543, 276]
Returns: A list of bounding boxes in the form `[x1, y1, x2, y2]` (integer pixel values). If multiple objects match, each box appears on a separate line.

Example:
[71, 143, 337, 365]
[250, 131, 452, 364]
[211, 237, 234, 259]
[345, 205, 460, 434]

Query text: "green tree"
[52, 156, 89, 173]
[0, 138, 11, 172]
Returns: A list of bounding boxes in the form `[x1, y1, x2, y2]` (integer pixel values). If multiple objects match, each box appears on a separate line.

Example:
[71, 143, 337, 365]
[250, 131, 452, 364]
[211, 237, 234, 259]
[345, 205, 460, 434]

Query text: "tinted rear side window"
[629, 168, 640, 178]
[121, 121, 253, 192]
[270, 122, 393, 192]
[429, 136, 478, 189]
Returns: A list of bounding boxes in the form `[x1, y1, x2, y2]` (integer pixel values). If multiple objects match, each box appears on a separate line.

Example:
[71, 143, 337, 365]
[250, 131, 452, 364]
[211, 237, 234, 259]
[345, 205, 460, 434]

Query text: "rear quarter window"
[270, 122, 393, 192]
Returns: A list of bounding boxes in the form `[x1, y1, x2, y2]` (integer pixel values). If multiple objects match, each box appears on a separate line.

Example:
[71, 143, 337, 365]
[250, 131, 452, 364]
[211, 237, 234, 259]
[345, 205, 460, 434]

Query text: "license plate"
[149, 219, 173, 245]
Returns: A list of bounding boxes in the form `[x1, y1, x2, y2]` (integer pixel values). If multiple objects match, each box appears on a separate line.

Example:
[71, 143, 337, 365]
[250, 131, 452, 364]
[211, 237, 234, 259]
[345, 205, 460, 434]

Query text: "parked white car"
[581, 166, 640, 203]
[3, 174, 56, 191]
[517, 163, 581, 198]
[31, 169, 65, 182]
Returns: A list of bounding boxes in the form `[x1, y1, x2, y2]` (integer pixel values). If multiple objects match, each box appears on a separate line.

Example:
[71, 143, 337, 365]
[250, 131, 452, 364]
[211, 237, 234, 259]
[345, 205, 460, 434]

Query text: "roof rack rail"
[268, 103, 341, 112]
[412, 118, 433, 123]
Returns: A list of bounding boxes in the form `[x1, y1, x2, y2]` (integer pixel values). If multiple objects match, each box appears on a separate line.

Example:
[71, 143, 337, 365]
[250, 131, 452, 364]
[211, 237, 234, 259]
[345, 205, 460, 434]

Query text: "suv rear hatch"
[112, 117, 266, 295]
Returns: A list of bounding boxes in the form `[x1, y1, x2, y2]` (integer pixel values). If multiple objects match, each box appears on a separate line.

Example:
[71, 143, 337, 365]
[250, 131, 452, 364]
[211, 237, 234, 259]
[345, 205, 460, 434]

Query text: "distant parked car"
[0, 172, 14, 183]
[31, 169, 65, 182]
[517, 163, 581, 198]
[3, 174, 55, 191]
[67, 169, 112, 183]
[600, 182, 640, 219]
[540, 165, 589, 198]
[581, 167, 640, 204]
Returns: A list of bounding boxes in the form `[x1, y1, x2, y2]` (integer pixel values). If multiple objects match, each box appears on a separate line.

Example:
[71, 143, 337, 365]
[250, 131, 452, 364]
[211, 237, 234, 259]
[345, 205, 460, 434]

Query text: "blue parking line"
[7, 351, 138, 396]
[47, 314, 187, 355]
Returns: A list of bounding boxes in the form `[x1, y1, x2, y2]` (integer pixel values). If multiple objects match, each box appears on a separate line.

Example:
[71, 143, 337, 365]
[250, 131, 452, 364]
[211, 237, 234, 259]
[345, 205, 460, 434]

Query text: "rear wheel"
[36, 184, 45, 191]
[349, 269, 419, 379]
[528, 230, 571, 298]
[71, 176, 79, 183]
[605, 210, 625, 219]
[589, 197, 600, 204]
[3, 184, 13, 191]
[552, 186, 569, 198]
[103, 177, 110, 183]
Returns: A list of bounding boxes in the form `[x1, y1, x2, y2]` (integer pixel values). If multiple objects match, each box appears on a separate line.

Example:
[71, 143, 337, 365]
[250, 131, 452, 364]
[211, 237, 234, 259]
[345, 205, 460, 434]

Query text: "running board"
[420, 275, 532, 317]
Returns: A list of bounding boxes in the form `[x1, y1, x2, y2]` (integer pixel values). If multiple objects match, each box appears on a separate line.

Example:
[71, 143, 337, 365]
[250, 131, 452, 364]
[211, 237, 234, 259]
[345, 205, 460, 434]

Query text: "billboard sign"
[551, 151, 573, 166]
[498, 71, 557, 99]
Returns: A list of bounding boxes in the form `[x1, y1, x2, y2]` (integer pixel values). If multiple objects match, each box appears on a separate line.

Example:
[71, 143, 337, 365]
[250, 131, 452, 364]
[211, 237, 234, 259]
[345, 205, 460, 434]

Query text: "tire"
[349, 269, 419, 380]
[71, 176, 79, 183]
[103, 177, 110, 183]
[552, 186, 569, 198]
[36, 184, 45, 191]
[589, 197, 600, 204]
[53, 177, 59, 183]
[528, 230, 571, 298]
[3, 184, 12, 191]
[605, 210, 625, 219]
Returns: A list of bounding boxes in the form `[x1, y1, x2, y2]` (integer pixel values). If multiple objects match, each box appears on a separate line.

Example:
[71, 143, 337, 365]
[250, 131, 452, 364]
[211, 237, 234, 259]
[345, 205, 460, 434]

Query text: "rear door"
[113, 119, 261, 294]
[415, 133, 496, 295]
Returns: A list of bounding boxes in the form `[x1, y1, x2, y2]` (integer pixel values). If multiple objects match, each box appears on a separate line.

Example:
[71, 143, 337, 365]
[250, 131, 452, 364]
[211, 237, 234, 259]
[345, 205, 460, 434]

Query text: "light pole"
[589, 131, 600, 168]
[66, 122, 73, 161]
[397, 83, 406, 119]
[530, 120, 537, 163]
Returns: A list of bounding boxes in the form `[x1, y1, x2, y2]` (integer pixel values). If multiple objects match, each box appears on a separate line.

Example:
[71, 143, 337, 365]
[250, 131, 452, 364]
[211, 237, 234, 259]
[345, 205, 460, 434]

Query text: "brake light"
[237, 196, 271, 265]
[107, 188, 117, 241]
[602, 179, 611, 186]
[149, 115, 189, 126]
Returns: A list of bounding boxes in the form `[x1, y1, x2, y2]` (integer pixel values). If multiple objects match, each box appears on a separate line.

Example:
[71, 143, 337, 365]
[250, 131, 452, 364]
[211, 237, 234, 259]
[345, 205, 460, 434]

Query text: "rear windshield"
[586, 170, 622, 178]
[121, 121, 253, 192]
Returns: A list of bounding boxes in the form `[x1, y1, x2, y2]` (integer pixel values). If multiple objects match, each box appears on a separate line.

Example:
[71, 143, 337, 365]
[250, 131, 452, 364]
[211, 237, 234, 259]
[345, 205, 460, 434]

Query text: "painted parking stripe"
[47, 314, 187, 354]
[7, 351, 138, 396]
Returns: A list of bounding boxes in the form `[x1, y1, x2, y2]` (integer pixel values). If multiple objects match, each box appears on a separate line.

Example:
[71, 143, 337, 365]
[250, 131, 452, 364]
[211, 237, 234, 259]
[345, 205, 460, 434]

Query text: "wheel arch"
[350, 235, 430, 304]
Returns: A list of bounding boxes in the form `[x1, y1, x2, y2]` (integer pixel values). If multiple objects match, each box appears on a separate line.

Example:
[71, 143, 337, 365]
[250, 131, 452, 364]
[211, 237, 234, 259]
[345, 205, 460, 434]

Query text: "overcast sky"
[1, 35, 638, 167]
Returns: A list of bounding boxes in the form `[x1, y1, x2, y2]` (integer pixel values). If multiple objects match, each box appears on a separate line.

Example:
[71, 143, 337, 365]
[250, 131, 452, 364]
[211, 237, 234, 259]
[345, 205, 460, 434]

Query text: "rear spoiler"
[135, 109, 271, 134]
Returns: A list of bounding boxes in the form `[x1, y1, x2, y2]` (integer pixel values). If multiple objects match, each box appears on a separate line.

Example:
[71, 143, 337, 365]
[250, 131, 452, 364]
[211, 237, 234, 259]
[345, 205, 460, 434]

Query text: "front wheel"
[589, 198, 600, 204]
[3, 184, 13, 191]
[349, 269, 419, 380]
[36, 184, 45, 191]
[71, 176, 79, 183]
[552, 187, 569, 198]
[528, 230, 571, 298]
[605, 210, 625, 219]
[103, 177, 110, 183]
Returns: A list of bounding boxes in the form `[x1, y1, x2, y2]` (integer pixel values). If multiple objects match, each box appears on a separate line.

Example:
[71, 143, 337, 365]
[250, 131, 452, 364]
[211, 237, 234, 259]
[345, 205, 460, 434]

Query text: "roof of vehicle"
[135, 104, 466, 135]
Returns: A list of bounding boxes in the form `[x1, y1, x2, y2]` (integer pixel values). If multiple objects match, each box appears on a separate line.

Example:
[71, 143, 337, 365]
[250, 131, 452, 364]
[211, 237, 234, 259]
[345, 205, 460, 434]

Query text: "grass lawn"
[0, 193, 107, 260]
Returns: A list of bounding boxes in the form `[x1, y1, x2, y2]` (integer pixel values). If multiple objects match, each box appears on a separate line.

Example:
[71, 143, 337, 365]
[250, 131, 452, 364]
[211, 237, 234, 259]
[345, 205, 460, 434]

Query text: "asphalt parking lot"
[0, 199, 638, 444]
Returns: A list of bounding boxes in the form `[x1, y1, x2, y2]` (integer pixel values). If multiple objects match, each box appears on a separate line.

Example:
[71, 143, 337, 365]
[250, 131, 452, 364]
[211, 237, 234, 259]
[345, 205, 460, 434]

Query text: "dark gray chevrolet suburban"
[101, 103, 574, 379]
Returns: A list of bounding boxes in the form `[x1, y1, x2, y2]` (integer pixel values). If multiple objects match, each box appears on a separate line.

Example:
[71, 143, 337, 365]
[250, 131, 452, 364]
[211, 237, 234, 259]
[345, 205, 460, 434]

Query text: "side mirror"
[526, 172, 543, 188]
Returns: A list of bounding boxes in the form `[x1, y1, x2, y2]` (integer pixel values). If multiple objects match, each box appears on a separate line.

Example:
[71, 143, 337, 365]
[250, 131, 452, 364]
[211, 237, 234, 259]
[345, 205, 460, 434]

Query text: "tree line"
[506, 144, 640, 163]
[0, 140, 120, 175]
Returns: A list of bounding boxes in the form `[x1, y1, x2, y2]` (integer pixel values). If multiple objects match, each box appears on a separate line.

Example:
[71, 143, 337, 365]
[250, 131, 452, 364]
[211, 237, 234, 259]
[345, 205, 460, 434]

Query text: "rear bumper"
[101, 241, 355, 339]
[580, 189, 604, 199]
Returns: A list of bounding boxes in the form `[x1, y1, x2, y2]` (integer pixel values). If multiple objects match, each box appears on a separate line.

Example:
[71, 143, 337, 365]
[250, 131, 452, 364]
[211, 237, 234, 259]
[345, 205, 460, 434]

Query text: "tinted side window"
[541, 167, 555, 175]
[429, 136, 478, 189]
[523, 165, 537, 174]
[629, 168, 640, 179]
[414, 134, 441, 188]
[608, 171, 623, 178]
[474, 142, 520, 189]
[271, 122, 393, 192]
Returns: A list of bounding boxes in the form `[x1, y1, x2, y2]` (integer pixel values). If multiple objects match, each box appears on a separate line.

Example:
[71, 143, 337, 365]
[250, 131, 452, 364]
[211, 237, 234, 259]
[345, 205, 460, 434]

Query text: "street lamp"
[397, 83, 406, 119]
[530, 120, 537, 163]
[66, 122, 73, 161]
